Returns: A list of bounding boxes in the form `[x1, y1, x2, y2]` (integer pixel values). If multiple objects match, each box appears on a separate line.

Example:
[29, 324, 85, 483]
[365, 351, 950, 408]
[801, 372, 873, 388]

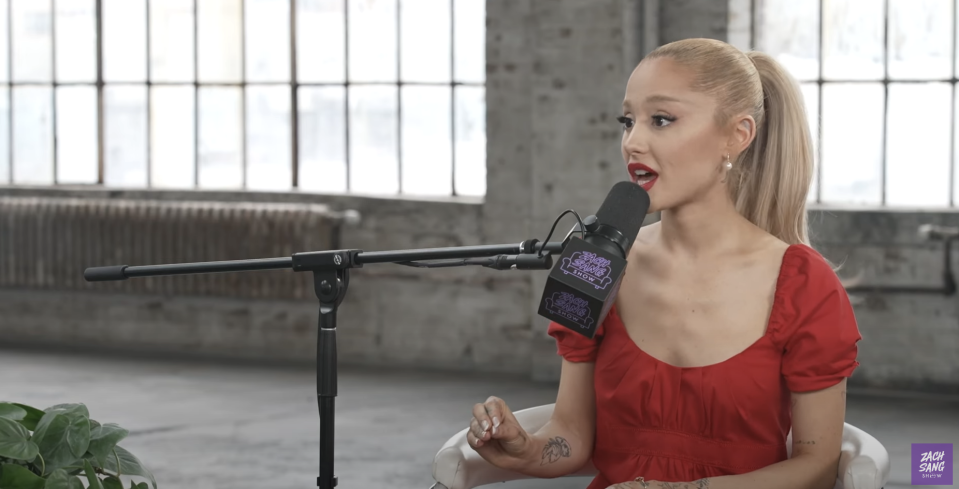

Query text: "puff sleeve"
[546, 310, 609, 363]
[775, 245, 862, 392]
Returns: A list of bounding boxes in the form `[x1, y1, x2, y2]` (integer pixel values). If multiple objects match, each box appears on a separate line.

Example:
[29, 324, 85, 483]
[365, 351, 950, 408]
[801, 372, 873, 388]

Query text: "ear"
[726, 114, 757, 157]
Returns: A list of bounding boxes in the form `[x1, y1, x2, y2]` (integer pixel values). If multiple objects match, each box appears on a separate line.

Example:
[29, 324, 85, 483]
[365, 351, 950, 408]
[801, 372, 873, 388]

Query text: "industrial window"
[730, 0, 956, 207]
[0, 0, 487, 197]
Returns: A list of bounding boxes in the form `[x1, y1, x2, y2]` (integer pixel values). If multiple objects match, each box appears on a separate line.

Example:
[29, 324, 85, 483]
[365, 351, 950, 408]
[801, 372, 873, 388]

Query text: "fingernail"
[493, 417, 500, 428]
[492, 425, 497, 436]
[482, 420, 490, 432]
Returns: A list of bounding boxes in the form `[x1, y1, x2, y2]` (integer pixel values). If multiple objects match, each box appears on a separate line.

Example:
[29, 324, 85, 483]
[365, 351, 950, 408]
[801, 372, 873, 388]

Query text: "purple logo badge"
[560, 251, 613, 290]
[544, 291, 594, 329]
[911, 443, 952, 485]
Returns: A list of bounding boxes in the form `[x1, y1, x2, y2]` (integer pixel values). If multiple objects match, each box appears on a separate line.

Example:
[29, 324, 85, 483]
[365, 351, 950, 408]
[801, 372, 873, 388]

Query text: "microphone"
[918, 223, 959, 241]
[537, 181, 650, 338]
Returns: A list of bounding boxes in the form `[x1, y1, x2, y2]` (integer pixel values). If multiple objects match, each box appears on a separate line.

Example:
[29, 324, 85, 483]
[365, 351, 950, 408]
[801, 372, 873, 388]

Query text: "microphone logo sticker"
[560, 251, 614, 289]
[544, 292, 595, 329]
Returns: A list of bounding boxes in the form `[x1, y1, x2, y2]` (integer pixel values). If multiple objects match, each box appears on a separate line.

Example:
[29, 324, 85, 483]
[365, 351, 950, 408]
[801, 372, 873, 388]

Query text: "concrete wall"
[1, 0, 957, 393]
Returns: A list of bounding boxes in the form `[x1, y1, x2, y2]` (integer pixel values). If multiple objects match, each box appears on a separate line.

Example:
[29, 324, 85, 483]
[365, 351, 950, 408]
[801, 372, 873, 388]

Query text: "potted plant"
[0, 402, 156, 489]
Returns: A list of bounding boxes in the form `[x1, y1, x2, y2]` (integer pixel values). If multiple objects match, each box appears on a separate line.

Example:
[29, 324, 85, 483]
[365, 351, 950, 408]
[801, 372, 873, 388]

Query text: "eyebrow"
[622, 94, 685, 109]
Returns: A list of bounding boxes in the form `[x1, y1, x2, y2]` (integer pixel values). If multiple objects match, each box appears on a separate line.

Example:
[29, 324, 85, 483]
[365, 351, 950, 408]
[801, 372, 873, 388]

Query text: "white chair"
[432, 403, 890, 489]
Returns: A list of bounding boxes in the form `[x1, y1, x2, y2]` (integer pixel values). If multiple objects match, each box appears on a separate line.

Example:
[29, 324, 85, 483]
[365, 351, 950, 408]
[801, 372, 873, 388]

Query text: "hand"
[607, 478, 711, 489]
[466, 396, 533, 471]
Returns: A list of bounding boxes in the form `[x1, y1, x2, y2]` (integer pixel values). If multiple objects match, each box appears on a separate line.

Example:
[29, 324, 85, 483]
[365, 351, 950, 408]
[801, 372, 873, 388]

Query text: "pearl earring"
[724, 153, 732, 170]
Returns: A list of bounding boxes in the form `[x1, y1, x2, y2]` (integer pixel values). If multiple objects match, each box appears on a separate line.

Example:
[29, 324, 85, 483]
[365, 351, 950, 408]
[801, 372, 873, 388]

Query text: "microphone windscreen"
[595, 181, 651, 252]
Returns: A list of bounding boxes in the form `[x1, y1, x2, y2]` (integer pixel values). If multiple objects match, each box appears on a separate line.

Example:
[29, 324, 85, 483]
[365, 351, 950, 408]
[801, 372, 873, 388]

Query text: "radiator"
[0, 196, 348, 300]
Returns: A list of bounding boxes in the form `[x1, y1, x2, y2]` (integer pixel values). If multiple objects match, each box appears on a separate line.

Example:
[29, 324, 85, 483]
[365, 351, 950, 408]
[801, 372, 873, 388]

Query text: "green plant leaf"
[11, 405, 44, 432]
[43, 468, 81, 489]
[42, 405, 90, 420]
[30, 413, 91, 474]
[0, 463, 45, 489]
[86, 424, 128, 467]
[100, 447, 155, 489]
[101, 476, 124, 489]
[130, 482, 148, 489]
[82, 460, 104, 489]
[0, 418, 39, 461]
[0, 405, 26, 422]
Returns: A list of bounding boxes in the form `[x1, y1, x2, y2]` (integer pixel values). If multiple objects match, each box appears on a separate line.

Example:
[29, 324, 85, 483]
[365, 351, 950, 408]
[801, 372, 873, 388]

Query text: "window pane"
[246, 85, 291, 190]
[401, 85, 450, 195]
[888, 0, 952, 80]
[800, 83, 819, 203]
[401, 0, 450, 83]
[12, 86, 53, 184]
[103, 0, 146, 82]
[823, 0, 884, 80]
[150, 0, 194, 82]
[0, 86, 8, 183]
[55, 0, 96, 83]
[198, 87, 243, 189]
[56, 86, 97, 184]
[727, 0, 752, 52]
[297, 0, 345, 83]
[453, 0, 484, 83]
[245, 0, 290, 82]
[197, 0, 242, 83]
[348, 0, 396, 82]
[454, 85, 484, 196]
[12, 0, 52, 82]
[151, 86, 195, 188]
[0, 1, 8, 82]
[298, 86, 346, 192]
[349, 85, 397, 193]
[820, 83, 883, 205]
[886, 83, 951, 207]
[755, 0, 819, 81]
[955, 84, 959, 204]
[104, 85, 147, 187]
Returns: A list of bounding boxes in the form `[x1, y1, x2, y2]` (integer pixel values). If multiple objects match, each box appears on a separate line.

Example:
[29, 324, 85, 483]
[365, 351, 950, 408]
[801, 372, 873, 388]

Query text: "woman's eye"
[652, 115, 675, 127]
[616, 116, 634, 129]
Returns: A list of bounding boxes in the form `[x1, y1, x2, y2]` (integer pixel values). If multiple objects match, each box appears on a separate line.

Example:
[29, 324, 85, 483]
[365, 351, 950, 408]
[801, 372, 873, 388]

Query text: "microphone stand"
[83, 239, 566, 489]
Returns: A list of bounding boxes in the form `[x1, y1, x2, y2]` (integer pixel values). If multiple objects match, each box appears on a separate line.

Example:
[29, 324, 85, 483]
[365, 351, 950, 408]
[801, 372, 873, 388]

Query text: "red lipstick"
[627, 162, 658, 191]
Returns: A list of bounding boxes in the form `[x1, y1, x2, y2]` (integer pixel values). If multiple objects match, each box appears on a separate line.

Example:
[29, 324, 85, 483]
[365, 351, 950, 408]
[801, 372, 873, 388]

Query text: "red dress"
[547, 244, 862, 488]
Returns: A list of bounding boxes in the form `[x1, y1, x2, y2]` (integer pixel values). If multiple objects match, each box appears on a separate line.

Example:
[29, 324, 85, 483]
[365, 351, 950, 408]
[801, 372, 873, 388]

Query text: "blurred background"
[0, 0, 956, 488]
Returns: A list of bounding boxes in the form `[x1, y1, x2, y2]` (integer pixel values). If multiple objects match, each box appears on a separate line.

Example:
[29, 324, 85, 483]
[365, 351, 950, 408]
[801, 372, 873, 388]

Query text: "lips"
[627, 162, 658, 191]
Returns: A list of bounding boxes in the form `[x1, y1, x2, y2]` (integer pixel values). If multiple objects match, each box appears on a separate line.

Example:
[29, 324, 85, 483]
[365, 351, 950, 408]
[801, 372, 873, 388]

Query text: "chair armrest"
[431, 403, 598, 489]
[836, 423, 890, 489]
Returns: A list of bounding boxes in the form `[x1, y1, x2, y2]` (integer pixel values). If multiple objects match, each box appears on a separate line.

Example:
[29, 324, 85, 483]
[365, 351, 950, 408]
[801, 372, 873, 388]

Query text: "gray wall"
[1, 0, 957, 393]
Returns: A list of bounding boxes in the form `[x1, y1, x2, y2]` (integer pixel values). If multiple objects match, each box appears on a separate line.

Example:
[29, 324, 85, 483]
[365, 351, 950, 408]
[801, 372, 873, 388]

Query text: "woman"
[465, 38, 861, 489]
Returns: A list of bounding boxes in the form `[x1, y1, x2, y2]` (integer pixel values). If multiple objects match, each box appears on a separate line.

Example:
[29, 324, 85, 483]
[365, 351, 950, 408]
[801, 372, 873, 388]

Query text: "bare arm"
[468, 358, 596, 478]
[520, 358, 597, 478]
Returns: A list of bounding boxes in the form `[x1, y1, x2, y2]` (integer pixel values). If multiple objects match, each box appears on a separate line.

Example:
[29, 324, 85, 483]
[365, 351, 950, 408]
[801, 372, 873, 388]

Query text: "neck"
[658, 188, 753, 258]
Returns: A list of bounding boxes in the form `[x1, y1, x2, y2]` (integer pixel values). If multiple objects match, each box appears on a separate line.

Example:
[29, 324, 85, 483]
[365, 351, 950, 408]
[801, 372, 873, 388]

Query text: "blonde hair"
[644, 38, 814, 247]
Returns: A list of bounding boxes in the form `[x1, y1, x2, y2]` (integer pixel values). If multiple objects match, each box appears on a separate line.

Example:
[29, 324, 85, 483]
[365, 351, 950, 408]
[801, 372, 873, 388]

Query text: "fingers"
[471, 402, 492, 439]
[469, 417, 490, 447]
[482, 396, 511, 437]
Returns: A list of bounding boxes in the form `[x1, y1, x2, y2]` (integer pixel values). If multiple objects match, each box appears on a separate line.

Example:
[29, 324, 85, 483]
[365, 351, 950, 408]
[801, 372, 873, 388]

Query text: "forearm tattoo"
[648, 479, 710, 489]
[540, 436, 572, 465]
[793, 439, 817, 445]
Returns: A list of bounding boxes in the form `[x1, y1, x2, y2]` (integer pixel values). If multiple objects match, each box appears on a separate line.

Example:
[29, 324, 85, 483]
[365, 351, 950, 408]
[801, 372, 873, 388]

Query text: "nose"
[622, 124, 649, 157]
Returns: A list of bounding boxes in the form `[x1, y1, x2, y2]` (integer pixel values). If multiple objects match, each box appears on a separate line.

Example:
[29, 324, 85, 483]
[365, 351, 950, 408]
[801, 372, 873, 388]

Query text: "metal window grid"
[3, 0, 485, 196]
[749, 0, 958, 206]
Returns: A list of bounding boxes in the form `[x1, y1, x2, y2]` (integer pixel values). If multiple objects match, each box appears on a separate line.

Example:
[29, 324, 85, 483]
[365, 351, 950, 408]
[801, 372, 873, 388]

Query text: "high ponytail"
[736, 51, 814, 246]
[644, 39, 814, 246]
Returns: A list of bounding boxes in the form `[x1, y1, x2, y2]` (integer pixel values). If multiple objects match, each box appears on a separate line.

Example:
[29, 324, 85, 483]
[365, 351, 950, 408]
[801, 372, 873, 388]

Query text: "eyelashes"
[616, 115, 676, 130]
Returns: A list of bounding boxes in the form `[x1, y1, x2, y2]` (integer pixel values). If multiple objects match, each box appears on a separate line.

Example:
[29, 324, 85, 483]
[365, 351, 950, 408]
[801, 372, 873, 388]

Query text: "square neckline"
[610, 243, 798, 370]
